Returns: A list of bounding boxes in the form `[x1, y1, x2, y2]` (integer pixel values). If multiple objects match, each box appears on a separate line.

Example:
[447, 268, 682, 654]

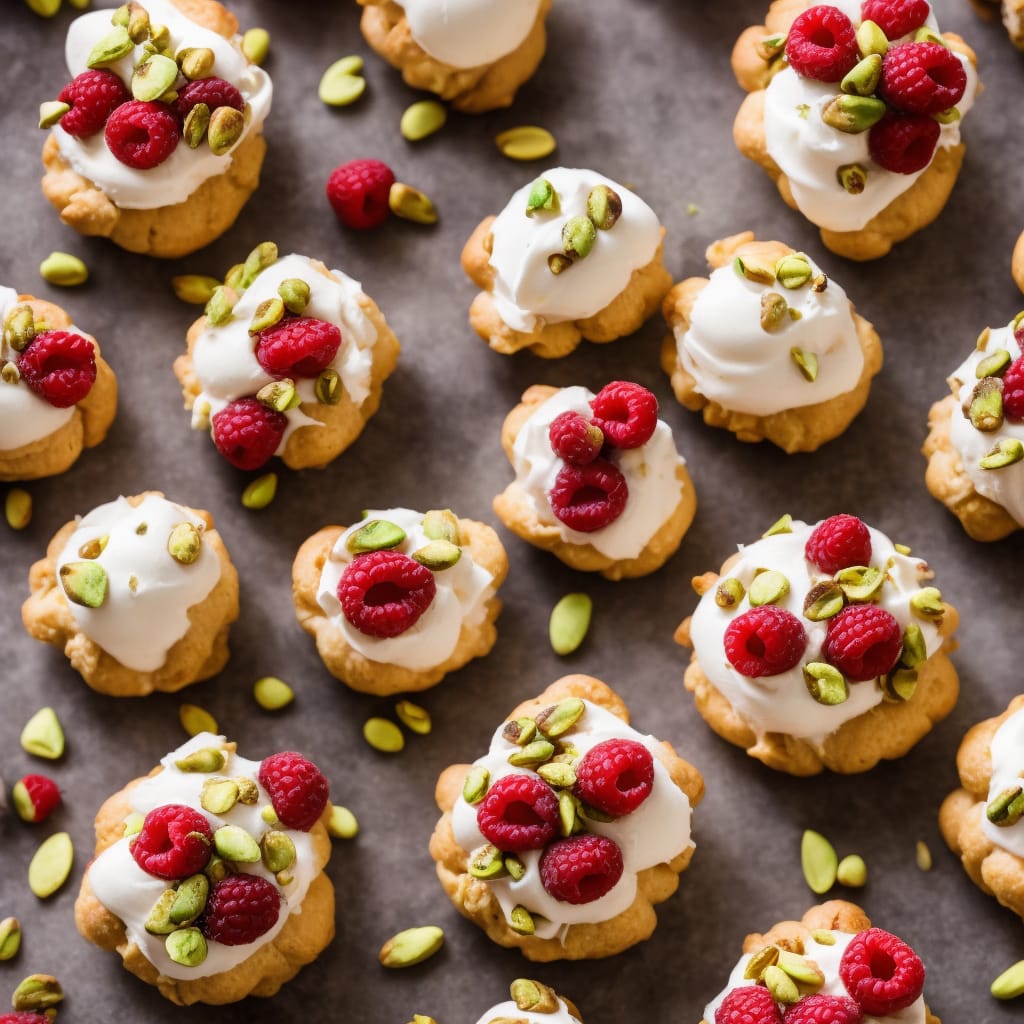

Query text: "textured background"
[1, 1, 1023, 1022]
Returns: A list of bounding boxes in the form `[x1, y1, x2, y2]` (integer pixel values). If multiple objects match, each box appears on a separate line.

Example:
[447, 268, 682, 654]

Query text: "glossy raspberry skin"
[0, 1014, 52, 1024]
[130, 804, 212, 880]
[58, 69, 130, 138]
[338, 550, 436, 638]
[326, 159, 395, 229]
[104, 100, 181, 169]
[784, 6, 860, 83]
[547, 459, 628, 532]
[176, 77, 245, 119]
[839, 927, 925, 1016]
[476, 773, 559, 852]
[879, 43, 967, 116]
[804, 515, 872, 574]
[1002, 354, 1024, 421]
[823, 605, 903, 682]
[784, 994, 863, 1024]
[255, 316, 342, 378]
[868, 111, 939, 174]
[724, 606, 808, 678]
[548, 411, 604, 465]
[258, 751, 330, 831]
[17, 330, 97, 408]
[211, 397, 287, 470]
[202, 874, 281, 946]
[589, 381, 659, 449]
[715, 986, 784, 1024]
[573, 738, 654, 817]
[12, 774, 61, 823]
[861, 0, 930, 39]
[539, 834, 624, 904]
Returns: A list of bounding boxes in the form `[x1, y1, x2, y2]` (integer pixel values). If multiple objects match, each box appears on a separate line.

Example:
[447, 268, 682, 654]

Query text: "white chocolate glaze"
[981, 706, 1024, 858]
[400, 0, 541, 68]
[474, 996, 581, 1024]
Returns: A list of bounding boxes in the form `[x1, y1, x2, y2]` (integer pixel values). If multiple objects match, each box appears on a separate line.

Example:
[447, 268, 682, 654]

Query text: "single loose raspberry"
[202, 874, 280, 946]
[12, 774, 61, 823]
[861, 0, 930, 40]
[1002, 354, 1024, 421]
[589, 381, 659, 449]
[547, 459, 628, 532]
[130, 804, 213, 880]
[868, 111, 939, 173]
[255, 316, 342, 378]
[176, 77, 245, 120]
[211, 397, 287, 470]
[785, 6, 860, 83]
[573, 738, 654, 817]
[539, 835, 624, 904]
[17, 330, 97, 408]
[58, 69, 130, 138]
[724, 606, 808, 678]
[338, 550, 436, 639]
[548, 411, 604, 465]
[104, 100, 180, 169]
[476, 773, 559, 852]
[258, 751, 330, 831]
[326, 159, 395, 230]
[784, 994, 863, 1024]
[823, 605, 903, 681]
[805, 514, 872, 574]
[879, 43, 967, 116]
[715, 986, 784, 1024]
[839, 927, 925, 1016]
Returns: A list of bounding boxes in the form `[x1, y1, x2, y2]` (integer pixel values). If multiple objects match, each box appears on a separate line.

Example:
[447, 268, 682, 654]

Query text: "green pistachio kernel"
[534, 698, 585, 738]
[39, 251, 89, 287]
[315, 368, 341, 405]
[803, 580, 845, 621]
[241, 27, 270, 66]
[178, 46, 215, 81]
[378, 925, 445, 967]
[389, 182, 439, 225]
[990, 960, 1024, 1000]
[760, 291, 788, 331]
[132, 54, 179, 102]
[836, 565, 884, 603]
[549, 593, 592, 655]
[172, 274, 220, 305]
[547, 253, 573, 275]
[748, 569, 790, 607]
[87, 27, 134, 68]
[165, 927, 207, 967]
[204, 285, 236, 326]
[208, 106, 245, 155]
[558, 791, 577, 836]
[837, 162, 868, 195]
[395, 700, 431, 735]
[732, 255, 775, 285]
[319, 59, 367, 107]
[38, 101, 71, 128]
[175, 747, 225, 773]
[199, 777, 239, 815]
[715, 577, 746, 609]
[537, 762, 576, 788]
[504, 853, 526, 881]
[910, 587, 944, 620]
[791, 347, 819, 382]
[4, 304, 36, 351]
[363, 717, 405, 753]
[900, 622, 927, 669]
[822, 94, 887, 133]
[762, 513, 793, 537]
[60, 559, 109, 607]
[6, 488, 32, 531]
[328, 805, 359, 839]
[214, 824, 261, 863]
[840, 53, 882, 96]
[507, 740, 555, 768]
[586, 184, 622, 231]
[278, 277, 311, 314]
[756, 33, 787, 59]
[248, 296, 285, 335]
[400, 99, 447, 141]
[987, 786, 1024, 827]
[979, 438, 1024, 470]
[744, 945, 780, 981]
[411, 540, 461, 570]
[21, 707, 65, 760]
[253, 675, 294, 710]
[28, 833, 74, 898]
[240, 242, 278, 288]
[775, 253, 813, 289]
[179, 702, 217, 737]
[495, 125, 556, 161]
[883, 667, 918, 703]
[256, 378, 299, 413]
[260, 830, 296, 873]
[509, 905, 535, 935]
[764, 964, 800, 1005]
[167, 521, 202, 565]
[526, 178, 559, 216]
[462, 766, 490, 805]
[347, 519, 406, 554]
[967, 376, 1005, 432]
[422, 508, 461, 544]
[510, 978, 560, 1013]
[976, 349, 1011, 379]
[856, 19, 888, 57]
[801, 829, 838, 895]
[803, 663, 849, 706]
[0, 918, 22, 961]
[26, 0, 63, 16]
[11, 974, 64, 1012]
[241, 472, 278, 510]
[170, 874, 210, 925]
[811, 929, 837, 945]
[502, 717, 537, 746]
[562, 215, 596, 261]
[836, 854, 867, 887]
[468, 843, 507, 879]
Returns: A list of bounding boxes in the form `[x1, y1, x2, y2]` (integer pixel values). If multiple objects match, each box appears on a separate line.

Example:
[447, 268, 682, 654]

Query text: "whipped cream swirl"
[981, 705, 1024, 858]
[474, 997, 581, 1024]
[401, 0, 542, 68]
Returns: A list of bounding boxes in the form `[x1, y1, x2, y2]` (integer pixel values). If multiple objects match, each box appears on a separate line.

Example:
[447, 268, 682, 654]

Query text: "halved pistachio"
[241, 472, 278, 511]
[28, 832, 74, 899]
[715, 577, 745, 609]
[748, 569, 789, 607]
[379, 925, 445, 967]
[775, 253, 813, 289]
[347, 519, 406, 553]
[507, 740, 555, 768]
[836, 854, 867, 888]
[510, 979, 560, 1013]
[178, 46, 215, 80]
[400, 99, 447, 141]
[966, 376, 1004, 431]
[204, 285, 235, 326]
[763, 513, 793, 537]
[744, 945, 780, 981]
[261, 830, 296, 873]
[791, 347, 819, 382]
[526, 178, 559, 216]
[502, 717, 537, 746]
[318, 64, 366, 107]
[179, 702, 217, 737]
[0, 918, 22, 961]
[278, 278, 310, 314]
[214, 824, 261, 862]
[509, 905, 535, 935]
[495, 125, 556, 161]
[910, 586, 944, 620]
[821, 94, 886, 133]
[837, 162, 867, 195]
[200, 777, 239, 815]
[462, 766, 490, 805]
[132, 54, 179, 102]
[840, 54, 882, 96]
[249, 296, 285, 335]
[504, 853, 526, 880]
[980, 438, 1023, 470]
[803, 663, 849, 706]
[389, 182, 439, 225]
[12, 974, 64, 1012]
[395, 700, 431, 735]
[883, 667, 918, 702]
[760, 292, 788, 332]
[172, 274, 220, 304]
[87, 27, 134, 68]
[558, 791, 577, 836]
[836, 565, 884, 603]
[547, 253, 573, 275]
[364, 717, 405, 753]
[537, 762, 576, 788]
[59, 560, 109, 608]
[256, 377, 299, 412]
[810, 929, 837, 945]
[167, 521, 203, 565]
[990, 960, 1024, 1000]
[756, 33, 786, 60]
[253, 675, 294, 710]
[38, 101, 71, 128]
[549, 592, 592, 655]
[900, 622, 927, 669]
[315, 367, 341, 405]
[20, 707, 64, 760]
[976, 349, 1011, 378]
[175, 747, 225, 773]
[856, 19, 888, 57]
[166, 927, 207, 967]
[803, 580, 845, 621]
[586, 185, 622, 231]
[4, 304, 36, 351]
[241, 244, 278, 289]
[235, 777, 259, 804]
[423, 508, 461, 544]
[764, 964, 800, 1004]
[469, 843, 507, 879]
[170, 874, 210, 925]
[328, 805, 359, 839]
[208, 106, 245, 155]
[562, 216, 596, 261]
[534, 698, 585, 738]
[801, 829, 838, 895]
[412, 540, 461, 570]
[987, 786, 1024, 827]
[733, 255, 775, 285]
[6, 488, 32, 531]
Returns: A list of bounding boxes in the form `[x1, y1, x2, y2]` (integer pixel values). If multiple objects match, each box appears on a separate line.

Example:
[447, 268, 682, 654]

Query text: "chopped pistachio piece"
[28, 833, 74, 898]
[549, 592, 592, 655]
[744, 944, 780, 981]
[760, 291, 788, 331]
[715, 577, 745, 609]
[179, 702, 217, 737]
[347, 519, 406, 554]
[422, 508, 461, 544]
[253, 675, 294, 710]
[328, 805, 359, 839]
[278, 277, 310, 314]
[764, 964, 800, 1004]
[534, 698, 585, 738]
[214, 824, 261, 862]
[775, 253, 813, 289]
[835, 564, 884, 603]
[166, 927, 207, 967]
[389, 182, 439, 225]
[909, 587, 944, 620]
[840, 53, 882, 96]
[20, 707, 65, 760]
[400, 99, 447, 141]
[241, 472, 278, 510]
[507, 739, 555, 768]
[980, 438, 1024, 470]
[821, 94, 886, 133]
[836, 854, 867, 887]
[260, 830, 297, 873]
[60, 559, 109, 607]
[748, 569, 789, 607]
[395, 700, 431, 735]
[791, 347, 819, 382]
[803, 580, 845, 621]
[12, 974, 64, 1012]
[976, 349, 1011, 378]
[411, 540, 460, 570]
[6, 487, 32, 530]
[495, 125, 556, 161]
[462, 765, 490, 805]
[167, 521, 203, 564]
[208, 106, 244, 155]
[469, 843, 507, 879]
[199, 777, 239, 815]
[170, 874, 210, 925]
[526, 178, 559, 216]
[990, 960, 1024, 1000]
[762, 513, 793, 537]
[803, 663, 849, 706]
[363, 717, 405, 753]
[509, 905, 535, 935]
[510, 978, 560, 1013]
[241, 27, 270, 65]
[0, 917, 22, 961]
[175, 747, 225, 773]
[837, 162, 867, 195]
[586, 184, 622, 230]
[315, 367, 341, 405]
[379, 925, 445, 967]
[562, 215, 596, 260]
[801, 829, 838, 895]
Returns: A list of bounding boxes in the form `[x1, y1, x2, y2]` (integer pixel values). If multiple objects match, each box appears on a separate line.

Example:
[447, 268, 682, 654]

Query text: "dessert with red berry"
[731, 1, 979, 260]
[923, 313, 1024, 541]
[462, 168, 673, 357]
[0, 289, 117, 481]
[493, 381, 697, 579]
[675, 513, 959, 775]
[661, 232, 883, 452]
[702, 902, 940, 1024]
[22, 491, 239, 697]
[293, 506, 508, 695]
[430, 674, 704, 959]
[74, 733, 335, 1004]
[39, 0, 273, 258]
[173, 243, 400, 471]
[474, 979, 584, 1024]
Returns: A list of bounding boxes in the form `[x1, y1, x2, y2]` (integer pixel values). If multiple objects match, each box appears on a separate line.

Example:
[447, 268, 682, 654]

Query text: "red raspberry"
[176, 77, 245, 119]
[104, 100, 181, 169]
[823, 605, 903, 682]
[804, 514, 872, 574]
[547, 459, 628, 533]
[57, 69, 130, 138]
[476, 773, 559, 852]
[1002, 354, 1024, 421]
[784, 6, 859, 83]
[861, 0, 930, 40]
[539, 835, 624, 904]
[0, 1015, 51, 1024]
[12, 774, 61, 823]
[130, 804, 212, 880]
[724, 606, 808, 678]
[548, 411, 604, 465]
[868, 111, 939, 173]
[18, 330, 96, 408]
[258, 751, 330, 831]
[255, 316, 342, 379]
[879, 43, 967, 116]
[211, 397, 287, 470]
[784, 994, 863, 1024]
[338, 550, 436, 638]
[326, 159, 395, 230]
[715, 986, 783, 1024]
[572, 738, 654, 817]
[589, 381, 658, 449]
[202, 874, 280, 946]
[839, 927, 925, 1015]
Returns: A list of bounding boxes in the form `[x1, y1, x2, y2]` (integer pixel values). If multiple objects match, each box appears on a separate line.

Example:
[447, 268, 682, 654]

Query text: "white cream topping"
[474, 997, 581, 1024]
[451, 700, 693, 941]
[55, 494, 221, 671]
[316, 507, 496, 672]
[703, 930, 926, 1024]
[488, 167, 662, 333]
[400, 0, 541, 68]
[54, 0, 272, 209]
[677, 257, 864, 416]
[947, 323, 1024, 526]
[190, 254, 378, 453]
[763, 1, 977, 232]
[87, 733, 319, 981]
[981, 706, 1024, 858]
[688, 521, 942, 744]
[508, 385, 686, 561]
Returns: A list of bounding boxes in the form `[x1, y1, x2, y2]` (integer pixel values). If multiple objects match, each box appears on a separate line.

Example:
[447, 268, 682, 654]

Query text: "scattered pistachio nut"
[775, 253, 813, 289]
[389, 182, 439, 225]
[422, 508, 461, 544]
[204, 285, 235, 326]
[249, 296, 285, 334]
[401, 99, 447, 141]
[184, 102, 211, 147]
[87, 26, 134, 68]
[535, 697, 585, 738]
[241, 472, 278, 510]
[28, 832, 74, 899]
[328, 805, 359, 839]
[503, 717, 537, 746]
[987, 786, 1024, 827]
[379, 925, 444, 968]
[586, 185, 622, 231]
[278, 277, 311, 314]
[547, 253, 573, 275]
[760, 291, 788, 331]
[915, 839, 932, 871]
[318, 61, 366, 107]
[510, 978, 560, 1014]
[715, 577, 745, 609]
[179, 702, 217, 737]
[836, 853, 867, 887]
[364, 717, 405, 753]
[178, 46, 215, 81]
[509, 905, 535, 935]
[200, 777, 239, 815]
[395, 700, 431, 735]
[6, 487, 32, 530]
[801, 829, 838, 895]
[840, 53, 882, 96]
[526, 177, 559, 216]
[40, 251, 88, 287]
[733, 255, 775, 285]
[803, 663, 849, 706]
[764, 964, 800, 1004]
[175, 747, 226, 773]
[208, 105, 244, 155]
[26, 0, 62, 16]
[39, 100, 71, 129]
[756, 33, 786, 60]
[803, 580, 845, 621]
[347, 518, 406, 553]
[0, 917, 22, 961]
[909, 586, 943, 621]
[462, 766, 490, 805]
[60, 559, 109, 607]
[791, 347, 819, 382]
[172, 274, 220, 305]
[260, 830, 297, 873]
[241, 27, 270, 65]
[166, 926, 207, 967]
[748, 569, 790, 607]
[132, 53, 179, 101]
[990, 960, 1024, 1000]
[495, 125, 556, 161]
[821, 93, 886, 133]
[980, 438, 1024, 470]
[170, 874, 210, 925]
[21, 707, 65, 760]
[167, 521, 203, 564]
[508, 739, 555, 767]
[411, 540, 460, 570]
[214, 824, 261, 862]
[12, 974, 64, 1012]
[253, 675, 294, 711]
[549, 592, 593, 655]
[856, 18, 888, 57]
[934, 106, 959, 124]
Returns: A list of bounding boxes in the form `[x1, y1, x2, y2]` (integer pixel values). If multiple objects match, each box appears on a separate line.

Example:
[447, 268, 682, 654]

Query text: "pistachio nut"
[26, 0, 62, 15]
[213, 824, 261, 862]
[208, 105, 245, 155]
[395, 700, 431, 735]
[364, 717, 405, 753]
[980, 438, 1024, 469]
[278, 277, 311, 314]
[835, 565, 884, 603]
[537, 762, 577, 788]
[763, 513, 793, 537]
[166, 926, 207, 967]
[547, 253, 573, 275]
[900, 622, 927, 669]
[148, 23, 172, 53]
[562, 215, 596, 261]
[801, 829, 838, 895]
[6, 488, 32, 531]
[1, 361, 19, 384]
[0, 918, 22, 961]
[379, 925, 445, 968]
[933, 106, 959, 124]
[756, 33, 787, 60]
[204, 285, 236, 326]
[179, 702, 217, 737]
[914, 26, 946, 45]
[840, 53, 882, 96]
[124, 2, 151, 43]
[810, 929, 837, 945]
[407, 1017, 438, 1024]
[39, 251, 89, 287]
[20, 707, 65, 760]
[915, 840, 932, 872]
[836, 854, 867, 888]
[12, 974, 64, 1012]
[175, 747, 226, 773]
[764, 964, 800, 1004]
[526, 178, 559, 216]
[987, 786, 1024, 827]
[256, 377, 299, 412]
[175, 45, 214, 81]
[170, 874, 210, 925]
[504, 853, 526, 880]
[172, 273, 220, 305]
[883, 667, 918, 702]
[534, 697, 585, 738]
[509, 905, 535, 935]
[715, 577, 746, 609]
[422, 508, 461, 544]
[241, 472, 278, 511]
[502, 718, 537, 746]
[241, 27, 270, 66]
[260, 806, 279, 825]
[252, 675, 293, 710]
[401, 99, 447, 141]
[789, 308, 804, 322]
[315, 367, 342, 405]
[132, 54, 179, 102]
[549, 592, 592, 655]
[469, 843, 507, 880]
[803, 663, 849, 706]
[28, 832, 74, 898]
[856, 18, 888, 57]
[803, 580, 845, 621]
[328, 805, 359, 839]
[586, 184, 623, 231]
[558, 790, 577, 836]
[319, 58, 367, 106]
[230, 777, 256, 805]
[38, 100, 71, 128]
[966, 376, 1004, 431]
[249, 296, 286, 335]
[122, 812, 144, 839]
[791, 347, 819, 382]
[60, 560, 109, 608]
[760, 291, 788, 332]
[167, 521, 203, 565]
[200, 777, 239, 815]
[412, 540, 461, 570]
[894, 543, 911, 555]
[461, 765, 490, 805]
[510, 979, 560, 1013]
[347, 518, 406, 553]
[976, 325, 992, 351]
[777, 950, 826, 991]
[733, 255, 776, 285]
[4, 304, 36, 351]
[260, 830, 297, 873]
[775, 253, 813, 289]
[744, 945, 780, 981]
[495, 125, 556, 161]
[87, 26, 134, 68]
[910, 586, 944, 620]
[837, 162, 868, 195]
[389, 182, 439, 225]
[822, 94, 887, 133]
[990, 960, 1024, 1000]
[578, 800, 615, 823]
[748, 569, 790, 607]
[976, 349, 1011, 378]
[507, 739, 555, 768]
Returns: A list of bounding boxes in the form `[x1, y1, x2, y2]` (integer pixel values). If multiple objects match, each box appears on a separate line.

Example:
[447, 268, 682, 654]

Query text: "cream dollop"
[400, 0, 541, 68]
[451, 700, 693, 941]
[87, 733, 320, 981]
[763, 0, 977, 232]
[316, 507, 496, 672]
[981, 706, 1024, 858]
[947, 323, 1024, 526]
[54, 0, 272, 209]
[474, 997, 581, 1024]
[488, 167, 662, 333]
[677, 256, 864, 416]
[55, 494, 221, 671]
[688, 521, 943, 744]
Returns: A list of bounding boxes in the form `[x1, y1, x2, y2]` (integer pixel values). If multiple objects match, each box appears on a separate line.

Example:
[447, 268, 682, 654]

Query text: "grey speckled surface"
[1, 1, 1023, 1022]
